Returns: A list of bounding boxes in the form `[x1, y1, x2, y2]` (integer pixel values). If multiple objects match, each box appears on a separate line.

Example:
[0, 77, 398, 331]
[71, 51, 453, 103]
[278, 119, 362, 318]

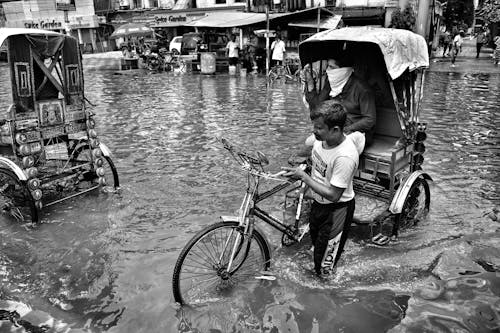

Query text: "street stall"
[109, 22, 155, 69]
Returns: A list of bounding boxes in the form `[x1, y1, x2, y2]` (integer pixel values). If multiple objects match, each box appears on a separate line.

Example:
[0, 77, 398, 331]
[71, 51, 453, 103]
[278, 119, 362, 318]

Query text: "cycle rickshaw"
[172, 27, 432, 305]
[0, 28, 119, 223]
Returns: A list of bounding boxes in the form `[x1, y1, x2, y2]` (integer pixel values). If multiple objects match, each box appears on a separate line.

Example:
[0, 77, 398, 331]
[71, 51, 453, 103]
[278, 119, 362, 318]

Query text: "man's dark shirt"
[305, 74, 376, 143]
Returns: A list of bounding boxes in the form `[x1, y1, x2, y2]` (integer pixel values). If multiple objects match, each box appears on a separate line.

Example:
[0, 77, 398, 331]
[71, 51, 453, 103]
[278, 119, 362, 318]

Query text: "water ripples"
[0, 65, 499, 332]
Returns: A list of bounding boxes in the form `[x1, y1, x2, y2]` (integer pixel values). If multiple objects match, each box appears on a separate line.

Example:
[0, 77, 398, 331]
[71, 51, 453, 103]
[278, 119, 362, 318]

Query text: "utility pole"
[266, 3, 270, 76]
[317, 6, 321, 32]
[416, 0, 431, 37]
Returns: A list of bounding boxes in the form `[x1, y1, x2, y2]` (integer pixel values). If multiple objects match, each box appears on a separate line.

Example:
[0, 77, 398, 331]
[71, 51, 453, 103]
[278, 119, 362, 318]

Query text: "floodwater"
[0, 65, 499, 332]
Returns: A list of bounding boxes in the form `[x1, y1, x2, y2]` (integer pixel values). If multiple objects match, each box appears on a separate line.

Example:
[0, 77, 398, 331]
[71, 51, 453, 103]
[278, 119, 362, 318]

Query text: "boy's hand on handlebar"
[281, 166, 307, 180]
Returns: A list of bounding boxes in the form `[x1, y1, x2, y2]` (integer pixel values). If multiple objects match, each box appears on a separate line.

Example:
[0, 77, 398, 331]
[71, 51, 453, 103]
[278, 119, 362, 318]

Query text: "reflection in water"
[0, 65, 499, 332]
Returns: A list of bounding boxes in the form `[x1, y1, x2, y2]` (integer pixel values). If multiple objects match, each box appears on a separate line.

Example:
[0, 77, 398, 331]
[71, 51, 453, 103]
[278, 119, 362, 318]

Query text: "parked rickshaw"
[0, 28, 119, 223]
[172, 27, 432, 305]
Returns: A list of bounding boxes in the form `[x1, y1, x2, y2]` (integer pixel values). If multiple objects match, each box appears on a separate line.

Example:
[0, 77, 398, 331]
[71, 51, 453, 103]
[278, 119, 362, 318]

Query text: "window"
[215, 0, 226, 4]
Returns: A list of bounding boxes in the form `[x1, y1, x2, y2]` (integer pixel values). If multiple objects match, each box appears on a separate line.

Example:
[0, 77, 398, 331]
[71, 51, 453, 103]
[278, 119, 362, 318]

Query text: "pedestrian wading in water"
[282, 101, 365, 277]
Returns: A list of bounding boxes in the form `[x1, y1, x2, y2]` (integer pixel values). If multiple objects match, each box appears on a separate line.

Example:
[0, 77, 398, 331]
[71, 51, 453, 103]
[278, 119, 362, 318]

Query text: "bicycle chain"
[0, 309, 50, 332]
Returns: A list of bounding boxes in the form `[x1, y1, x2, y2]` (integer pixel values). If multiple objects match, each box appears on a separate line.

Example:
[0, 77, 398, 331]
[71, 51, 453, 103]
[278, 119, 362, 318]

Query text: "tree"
[390, 5, 416, 30]
[477, 0, 500, 24]
[443, 0, 475, 30]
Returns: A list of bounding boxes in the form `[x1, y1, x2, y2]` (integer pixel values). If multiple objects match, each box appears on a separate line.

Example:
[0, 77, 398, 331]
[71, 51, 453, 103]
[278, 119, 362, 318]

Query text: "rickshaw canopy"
[0, 28, 67, 48]
[299, 27, 429, 80]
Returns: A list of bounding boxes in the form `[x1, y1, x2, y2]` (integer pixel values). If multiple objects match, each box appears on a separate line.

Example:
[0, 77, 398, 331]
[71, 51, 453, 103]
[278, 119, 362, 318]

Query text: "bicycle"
[267, 58, 301, 84]
[172, 137, 310, 305]
[164, 50, 186, 73]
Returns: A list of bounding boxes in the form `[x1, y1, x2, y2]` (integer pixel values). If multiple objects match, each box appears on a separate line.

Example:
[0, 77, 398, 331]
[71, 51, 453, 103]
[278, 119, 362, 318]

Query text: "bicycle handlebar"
[218, 137, 294, 182]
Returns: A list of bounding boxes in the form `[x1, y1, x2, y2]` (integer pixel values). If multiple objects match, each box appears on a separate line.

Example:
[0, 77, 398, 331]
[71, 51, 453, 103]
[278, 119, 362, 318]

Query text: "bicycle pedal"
[297, 225, 310, 242]
[255, 275, 276, 281]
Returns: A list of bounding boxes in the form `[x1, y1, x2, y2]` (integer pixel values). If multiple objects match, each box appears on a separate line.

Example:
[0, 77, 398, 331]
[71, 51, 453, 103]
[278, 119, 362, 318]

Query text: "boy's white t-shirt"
[308, 132, 365, 204]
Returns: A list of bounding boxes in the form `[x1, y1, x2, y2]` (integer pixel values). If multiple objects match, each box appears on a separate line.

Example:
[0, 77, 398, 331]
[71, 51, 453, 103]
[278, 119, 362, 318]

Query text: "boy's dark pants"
[309, 199, 355, 274]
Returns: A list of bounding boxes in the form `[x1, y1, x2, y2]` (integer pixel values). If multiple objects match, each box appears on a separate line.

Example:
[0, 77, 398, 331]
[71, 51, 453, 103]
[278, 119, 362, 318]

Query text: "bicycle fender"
[99, 142, 112, 157]
[0, 157, 28, 181]
[220, 215, 238, 222]
[389, 171, 432, 214]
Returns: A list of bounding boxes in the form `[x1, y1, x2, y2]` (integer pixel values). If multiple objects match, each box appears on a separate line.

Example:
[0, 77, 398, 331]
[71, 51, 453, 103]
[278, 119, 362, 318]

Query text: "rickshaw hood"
[0, 28, 66, 48]
[299, 27, 429, 80]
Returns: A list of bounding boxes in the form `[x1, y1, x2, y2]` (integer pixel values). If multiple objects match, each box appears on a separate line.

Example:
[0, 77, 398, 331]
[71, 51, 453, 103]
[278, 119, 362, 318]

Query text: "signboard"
[152, 13, 206, 27]
[56, 0, 76, 11]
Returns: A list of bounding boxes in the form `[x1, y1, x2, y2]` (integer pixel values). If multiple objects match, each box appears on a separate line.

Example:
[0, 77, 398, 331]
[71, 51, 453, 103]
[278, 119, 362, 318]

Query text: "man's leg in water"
[332, 199, 355, 267]
[309, 201, 334, 275]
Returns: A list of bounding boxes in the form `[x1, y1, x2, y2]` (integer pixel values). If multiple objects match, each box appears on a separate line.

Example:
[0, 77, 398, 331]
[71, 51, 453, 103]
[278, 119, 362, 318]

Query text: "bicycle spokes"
[175, 223, 269, 304]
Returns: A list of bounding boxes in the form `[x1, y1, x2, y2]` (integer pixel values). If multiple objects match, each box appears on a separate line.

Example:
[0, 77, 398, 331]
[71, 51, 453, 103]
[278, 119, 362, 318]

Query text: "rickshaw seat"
[363, 135, 399, 158]
[358, 106, 409, 185]
[362, 106, 403, 158]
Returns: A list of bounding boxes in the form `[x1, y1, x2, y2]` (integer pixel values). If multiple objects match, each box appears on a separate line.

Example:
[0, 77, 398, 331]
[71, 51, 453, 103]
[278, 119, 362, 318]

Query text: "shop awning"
[184, 12, 273, 28]
[289, 14, 342, 30]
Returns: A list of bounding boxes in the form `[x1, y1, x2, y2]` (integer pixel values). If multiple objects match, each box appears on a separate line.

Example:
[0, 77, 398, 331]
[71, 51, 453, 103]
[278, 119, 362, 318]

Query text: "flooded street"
[0, 64, 499, 332]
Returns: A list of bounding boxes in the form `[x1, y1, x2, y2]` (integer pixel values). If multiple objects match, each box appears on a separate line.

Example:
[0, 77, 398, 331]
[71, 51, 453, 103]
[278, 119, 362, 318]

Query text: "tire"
[267, 67, 279, 83]
[0, 168, 38, 223]
[71, 143, 119, 190]
[393, 178, 430, 236]
[172, 221, 271, 305]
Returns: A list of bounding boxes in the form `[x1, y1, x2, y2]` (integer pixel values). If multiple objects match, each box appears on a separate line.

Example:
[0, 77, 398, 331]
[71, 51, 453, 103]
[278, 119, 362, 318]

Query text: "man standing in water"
[226, 34, 239, 67]
[270, 33, 286, 66]
[283, 101, 364, 277]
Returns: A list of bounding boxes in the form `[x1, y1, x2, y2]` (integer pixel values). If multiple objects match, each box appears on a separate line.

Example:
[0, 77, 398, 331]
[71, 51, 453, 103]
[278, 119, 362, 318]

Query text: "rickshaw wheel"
[71, 144, 120, 190]
[393, 178, 430, 236]
[0, 168, 38, 223]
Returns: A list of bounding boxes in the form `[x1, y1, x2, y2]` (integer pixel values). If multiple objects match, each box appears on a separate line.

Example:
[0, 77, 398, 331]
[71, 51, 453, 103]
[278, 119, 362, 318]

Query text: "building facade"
[2, 0, 100, 52]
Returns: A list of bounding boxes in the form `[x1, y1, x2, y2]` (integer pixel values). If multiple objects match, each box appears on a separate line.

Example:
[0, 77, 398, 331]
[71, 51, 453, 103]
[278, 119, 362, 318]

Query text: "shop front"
[2, 1, 100, 53]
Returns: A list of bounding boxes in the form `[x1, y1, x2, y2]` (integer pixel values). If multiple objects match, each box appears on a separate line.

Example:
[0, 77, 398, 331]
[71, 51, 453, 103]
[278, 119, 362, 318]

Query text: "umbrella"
[110, 23, 153, 39]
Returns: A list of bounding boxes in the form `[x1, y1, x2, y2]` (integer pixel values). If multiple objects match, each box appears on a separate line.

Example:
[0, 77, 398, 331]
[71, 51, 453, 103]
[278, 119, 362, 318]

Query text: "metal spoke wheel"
[172, 221, 270, 305]
[71, 144, 119, 192]
[267, 67, 280, 83]
[0, 168, 37, 223]
[393, 178, 430, 236]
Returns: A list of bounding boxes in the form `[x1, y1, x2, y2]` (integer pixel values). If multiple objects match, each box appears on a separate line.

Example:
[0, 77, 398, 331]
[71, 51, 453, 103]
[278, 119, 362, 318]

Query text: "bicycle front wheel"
[172, 221, 271, 305]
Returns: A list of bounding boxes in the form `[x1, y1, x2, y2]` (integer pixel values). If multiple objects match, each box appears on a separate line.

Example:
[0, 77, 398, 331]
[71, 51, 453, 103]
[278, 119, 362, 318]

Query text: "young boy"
[283, 101, 365, 277]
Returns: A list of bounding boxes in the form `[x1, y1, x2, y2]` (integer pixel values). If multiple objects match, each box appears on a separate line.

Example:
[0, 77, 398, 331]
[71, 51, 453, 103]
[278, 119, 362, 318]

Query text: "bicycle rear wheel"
[172, 221, 270, 305]
[267, 67, 279, 83]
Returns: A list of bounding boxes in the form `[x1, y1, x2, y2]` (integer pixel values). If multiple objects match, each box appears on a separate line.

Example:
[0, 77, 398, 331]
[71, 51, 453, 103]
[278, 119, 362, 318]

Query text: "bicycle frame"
[223, 172, 303, 272]
[217, 136, 308, 272]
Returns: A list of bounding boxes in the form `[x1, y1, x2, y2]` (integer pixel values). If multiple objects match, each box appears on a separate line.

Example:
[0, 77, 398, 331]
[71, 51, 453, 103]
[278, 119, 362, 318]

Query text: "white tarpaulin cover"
[185, 12, 271, 28]
[300, 26, 429, 79]
[0, 28, 63, 47]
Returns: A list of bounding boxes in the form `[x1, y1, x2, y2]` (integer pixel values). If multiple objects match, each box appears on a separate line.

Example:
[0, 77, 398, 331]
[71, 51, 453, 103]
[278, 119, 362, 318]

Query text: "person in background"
[246, 34, 258, 74]
[476, 28, 486, 58]
[271, 33, 286, 67]
[494, 35, 500, 66]
[282, 101, 364, 278]
[122, 46, 132, 58]
[442, 30, 451, 57]
[451, 30, 465, 67]
[226, 34, 239, 67]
